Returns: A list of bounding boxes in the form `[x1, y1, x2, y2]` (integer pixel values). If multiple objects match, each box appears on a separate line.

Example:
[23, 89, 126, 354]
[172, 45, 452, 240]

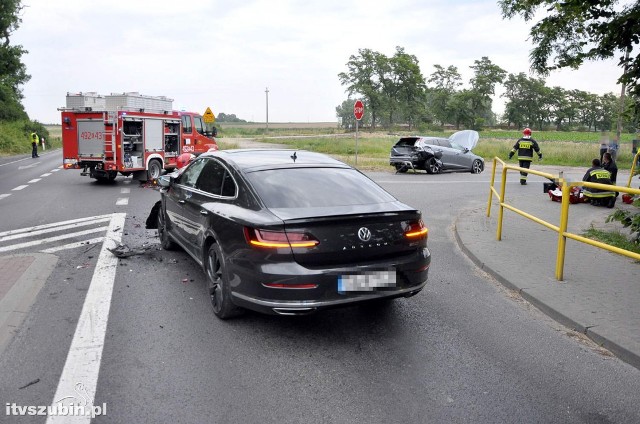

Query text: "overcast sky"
[14, 0, 624, 124]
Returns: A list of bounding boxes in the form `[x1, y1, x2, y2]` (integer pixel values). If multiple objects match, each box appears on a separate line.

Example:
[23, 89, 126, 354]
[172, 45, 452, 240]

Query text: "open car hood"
[449, 130, 479, 150]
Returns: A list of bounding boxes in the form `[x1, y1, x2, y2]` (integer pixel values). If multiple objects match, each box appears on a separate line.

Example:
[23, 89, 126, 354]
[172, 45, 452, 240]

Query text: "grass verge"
[582, 227, 640, 256]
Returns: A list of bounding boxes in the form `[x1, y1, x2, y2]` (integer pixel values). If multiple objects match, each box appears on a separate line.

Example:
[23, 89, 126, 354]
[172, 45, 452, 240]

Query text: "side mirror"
[158, 175, 173, 187]
[211, 127, 218, 137]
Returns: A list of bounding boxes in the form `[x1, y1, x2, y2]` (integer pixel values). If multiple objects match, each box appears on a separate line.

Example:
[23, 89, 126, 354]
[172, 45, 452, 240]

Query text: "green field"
[234, 131, 639, 171]
[2, 125, 638, 173]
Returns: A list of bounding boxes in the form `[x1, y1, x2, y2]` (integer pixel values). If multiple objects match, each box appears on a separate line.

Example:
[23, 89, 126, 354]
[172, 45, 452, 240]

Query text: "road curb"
[453, 214, 640, 371]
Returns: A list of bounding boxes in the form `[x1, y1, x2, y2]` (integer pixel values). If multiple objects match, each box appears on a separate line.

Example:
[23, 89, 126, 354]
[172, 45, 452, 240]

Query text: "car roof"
[204, 149, 351, 172]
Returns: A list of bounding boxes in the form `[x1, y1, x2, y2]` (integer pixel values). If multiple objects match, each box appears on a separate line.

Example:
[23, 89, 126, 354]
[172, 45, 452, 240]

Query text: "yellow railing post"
[487, 158, 497, 217]
[627, 151, 640, 188]
[496, 166, 508, 241]
[555, 181, 571, 281]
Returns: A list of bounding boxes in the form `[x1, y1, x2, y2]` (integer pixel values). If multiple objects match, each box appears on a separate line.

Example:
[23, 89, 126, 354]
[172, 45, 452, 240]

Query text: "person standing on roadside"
[602, 152, 618, 196]
[30, 131, 39, 158]
[508, 127, 542, 185]
[599, 132, 610, 162]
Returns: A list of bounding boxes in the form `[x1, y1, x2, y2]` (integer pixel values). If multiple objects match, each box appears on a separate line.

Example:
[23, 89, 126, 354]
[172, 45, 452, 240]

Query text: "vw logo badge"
[358, 227, 372, 242]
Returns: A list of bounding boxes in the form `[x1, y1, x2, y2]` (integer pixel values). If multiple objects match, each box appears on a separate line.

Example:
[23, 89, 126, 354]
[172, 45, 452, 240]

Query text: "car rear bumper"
[231, 279, 428, 315]
[227, 248, 430, 315]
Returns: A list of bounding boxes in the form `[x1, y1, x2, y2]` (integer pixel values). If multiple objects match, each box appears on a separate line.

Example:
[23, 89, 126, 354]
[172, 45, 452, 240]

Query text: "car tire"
[206, 244, 243, 319]
[147, 159, 163, 181]
[157, 207, 176, 251]
[471, 159, 483, 174]
[426, 158, 441, 174]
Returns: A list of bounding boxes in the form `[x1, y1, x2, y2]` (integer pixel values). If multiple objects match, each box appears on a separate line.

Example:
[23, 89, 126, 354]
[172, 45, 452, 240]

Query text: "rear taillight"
[244, 227, 319, 248]
[404, 220, 428, 240]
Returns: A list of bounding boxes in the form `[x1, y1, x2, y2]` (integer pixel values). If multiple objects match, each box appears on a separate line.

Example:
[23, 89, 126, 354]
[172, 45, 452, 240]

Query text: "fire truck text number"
[182, 145, 195, 152]
[80, 131, 103, 141]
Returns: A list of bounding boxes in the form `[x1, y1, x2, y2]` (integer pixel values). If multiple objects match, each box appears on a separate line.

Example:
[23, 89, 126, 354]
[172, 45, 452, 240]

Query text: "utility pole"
[615, 47, 631, 161]
[265, 87, 269, 133]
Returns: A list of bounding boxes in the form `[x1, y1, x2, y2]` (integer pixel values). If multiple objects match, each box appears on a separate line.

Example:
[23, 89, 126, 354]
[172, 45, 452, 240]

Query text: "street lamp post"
[265, 87, 269, 133]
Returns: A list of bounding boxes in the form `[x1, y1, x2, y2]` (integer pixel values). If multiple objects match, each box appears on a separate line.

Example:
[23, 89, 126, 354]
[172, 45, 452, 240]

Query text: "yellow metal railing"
[487, 157, 640, 281]
[627, 150, 640, 188]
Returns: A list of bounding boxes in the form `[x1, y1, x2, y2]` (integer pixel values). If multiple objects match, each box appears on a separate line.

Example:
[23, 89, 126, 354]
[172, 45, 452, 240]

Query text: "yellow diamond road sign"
[203, 107, 215, 123]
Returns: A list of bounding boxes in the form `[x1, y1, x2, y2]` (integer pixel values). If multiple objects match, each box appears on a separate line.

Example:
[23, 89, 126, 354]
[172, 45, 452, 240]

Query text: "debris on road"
[107, 243, 151, 258]
[18, 378, 40, 390]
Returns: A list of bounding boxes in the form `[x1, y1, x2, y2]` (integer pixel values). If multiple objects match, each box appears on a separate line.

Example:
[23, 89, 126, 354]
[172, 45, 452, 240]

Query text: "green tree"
[469, 57, 506, 129]
[0, 0, 29, 121]
[427, 64, 462, 125]
[389, 47, 427, 130]
[499, 0, 640, 97]
[338, 49, 387, 129]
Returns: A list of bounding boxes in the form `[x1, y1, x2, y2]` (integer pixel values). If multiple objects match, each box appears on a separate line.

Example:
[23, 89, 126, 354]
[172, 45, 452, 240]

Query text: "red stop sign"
[353, 100, 364, 121]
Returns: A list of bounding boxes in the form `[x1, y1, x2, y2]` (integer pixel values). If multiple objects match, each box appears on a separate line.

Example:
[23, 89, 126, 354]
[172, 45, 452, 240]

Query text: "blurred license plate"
[338, 271, 397, 293]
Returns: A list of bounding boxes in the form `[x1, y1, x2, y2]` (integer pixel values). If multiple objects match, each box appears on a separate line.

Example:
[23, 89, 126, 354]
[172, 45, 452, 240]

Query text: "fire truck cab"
[60, 92, 218, 182]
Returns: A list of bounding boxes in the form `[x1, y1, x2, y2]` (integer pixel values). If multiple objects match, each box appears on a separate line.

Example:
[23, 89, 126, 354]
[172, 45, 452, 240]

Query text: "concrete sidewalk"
[455, 176, 640, 370]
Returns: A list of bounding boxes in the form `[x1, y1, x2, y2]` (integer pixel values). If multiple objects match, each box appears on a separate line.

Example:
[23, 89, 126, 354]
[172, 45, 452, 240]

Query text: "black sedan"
[148, 149, 431, 319]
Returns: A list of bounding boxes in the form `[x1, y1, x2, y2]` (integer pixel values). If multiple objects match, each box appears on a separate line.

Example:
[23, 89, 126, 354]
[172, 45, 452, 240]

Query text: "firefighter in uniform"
[508, 128, 541, 185]
[582, 158, 616, 207]
[30, 132, 39, 158]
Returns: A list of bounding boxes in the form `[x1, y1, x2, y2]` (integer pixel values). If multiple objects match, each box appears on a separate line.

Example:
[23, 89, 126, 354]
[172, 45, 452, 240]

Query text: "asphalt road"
[1, 150, 639, 423]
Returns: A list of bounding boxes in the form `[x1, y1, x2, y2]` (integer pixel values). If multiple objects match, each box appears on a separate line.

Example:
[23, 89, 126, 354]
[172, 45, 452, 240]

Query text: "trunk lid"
[275, 207, 424, 267]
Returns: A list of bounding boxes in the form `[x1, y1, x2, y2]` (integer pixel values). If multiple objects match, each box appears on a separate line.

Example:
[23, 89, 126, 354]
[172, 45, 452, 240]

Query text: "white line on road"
[40, 237, 105, 253]
[51, 168, 61, 172]
[0, 226, 109, 253]
[116, 198, 129, 205]
[46, 213, 125, 424]
[12, 185, 28, 191]
[120, 188, 130, 194]
[28, 178, 41, 183]
[40, 173, 52, 177]
[0, 194, 10, 200]
[0, 214, 113, 237]
[0, 157, 31, 167]
[0, 217, 111, 242]
[18, 163, 38, 170]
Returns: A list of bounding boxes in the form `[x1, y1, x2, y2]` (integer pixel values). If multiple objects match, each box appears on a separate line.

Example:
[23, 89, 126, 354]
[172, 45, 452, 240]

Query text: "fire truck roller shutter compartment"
[145, 118, 164, 151]
[77, 120, 106, 156]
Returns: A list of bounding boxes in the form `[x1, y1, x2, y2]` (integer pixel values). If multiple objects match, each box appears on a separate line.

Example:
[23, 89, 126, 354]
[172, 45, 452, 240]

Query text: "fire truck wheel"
[157, 208, 176, 251]
[148, 159, 163, 181]
[206, 244, 243, 319]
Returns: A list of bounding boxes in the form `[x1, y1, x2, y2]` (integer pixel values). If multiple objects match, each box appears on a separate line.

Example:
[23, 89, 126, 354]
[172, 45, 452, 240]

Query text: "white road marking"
[40, 173, 52, 177]
[28, 178, 41, 183]
[46, 213, 125, 424]
[51, 168, 61, 172]
[18, 163, 37, 170]
[0, 157, 31, 167]
[0, 194, 10, 200]
[0, 217, 111, 242]
[120, 188, 131, 194]
[0, 226, 109, 253]
[40, 237, 105, 253]
[0, 214, 112, 238]
[116, 197, 129, 206]
[12, 185, 28, 191]
[122, 179, 131, 184]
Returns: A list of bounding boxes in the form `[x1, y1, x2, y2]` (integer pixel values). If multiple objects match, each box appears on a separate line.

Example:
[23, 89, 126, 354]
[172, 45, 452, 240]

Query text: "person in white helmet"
[509, 127, 542, 185]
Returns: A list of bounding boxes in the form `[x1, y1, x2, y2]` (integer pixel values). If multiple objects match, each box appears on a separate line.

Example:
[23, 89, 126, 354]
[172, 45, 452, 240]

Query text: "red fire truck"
[60, 93, 218, 182]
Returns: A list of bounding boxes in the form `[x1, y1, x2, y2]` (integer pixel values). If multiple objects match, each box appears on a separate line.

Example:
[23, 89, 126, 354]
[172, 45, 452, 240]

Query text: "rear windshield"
[245, 168, 396, 208]
[395, 138, 419, 147]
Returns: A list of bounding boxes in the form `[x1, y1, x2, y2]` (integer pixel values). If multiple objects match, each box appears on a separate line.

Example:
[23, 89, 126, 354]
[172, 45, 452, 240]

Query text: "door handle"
[200, 210, 208, 216]
[178, 200, 185, 204]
